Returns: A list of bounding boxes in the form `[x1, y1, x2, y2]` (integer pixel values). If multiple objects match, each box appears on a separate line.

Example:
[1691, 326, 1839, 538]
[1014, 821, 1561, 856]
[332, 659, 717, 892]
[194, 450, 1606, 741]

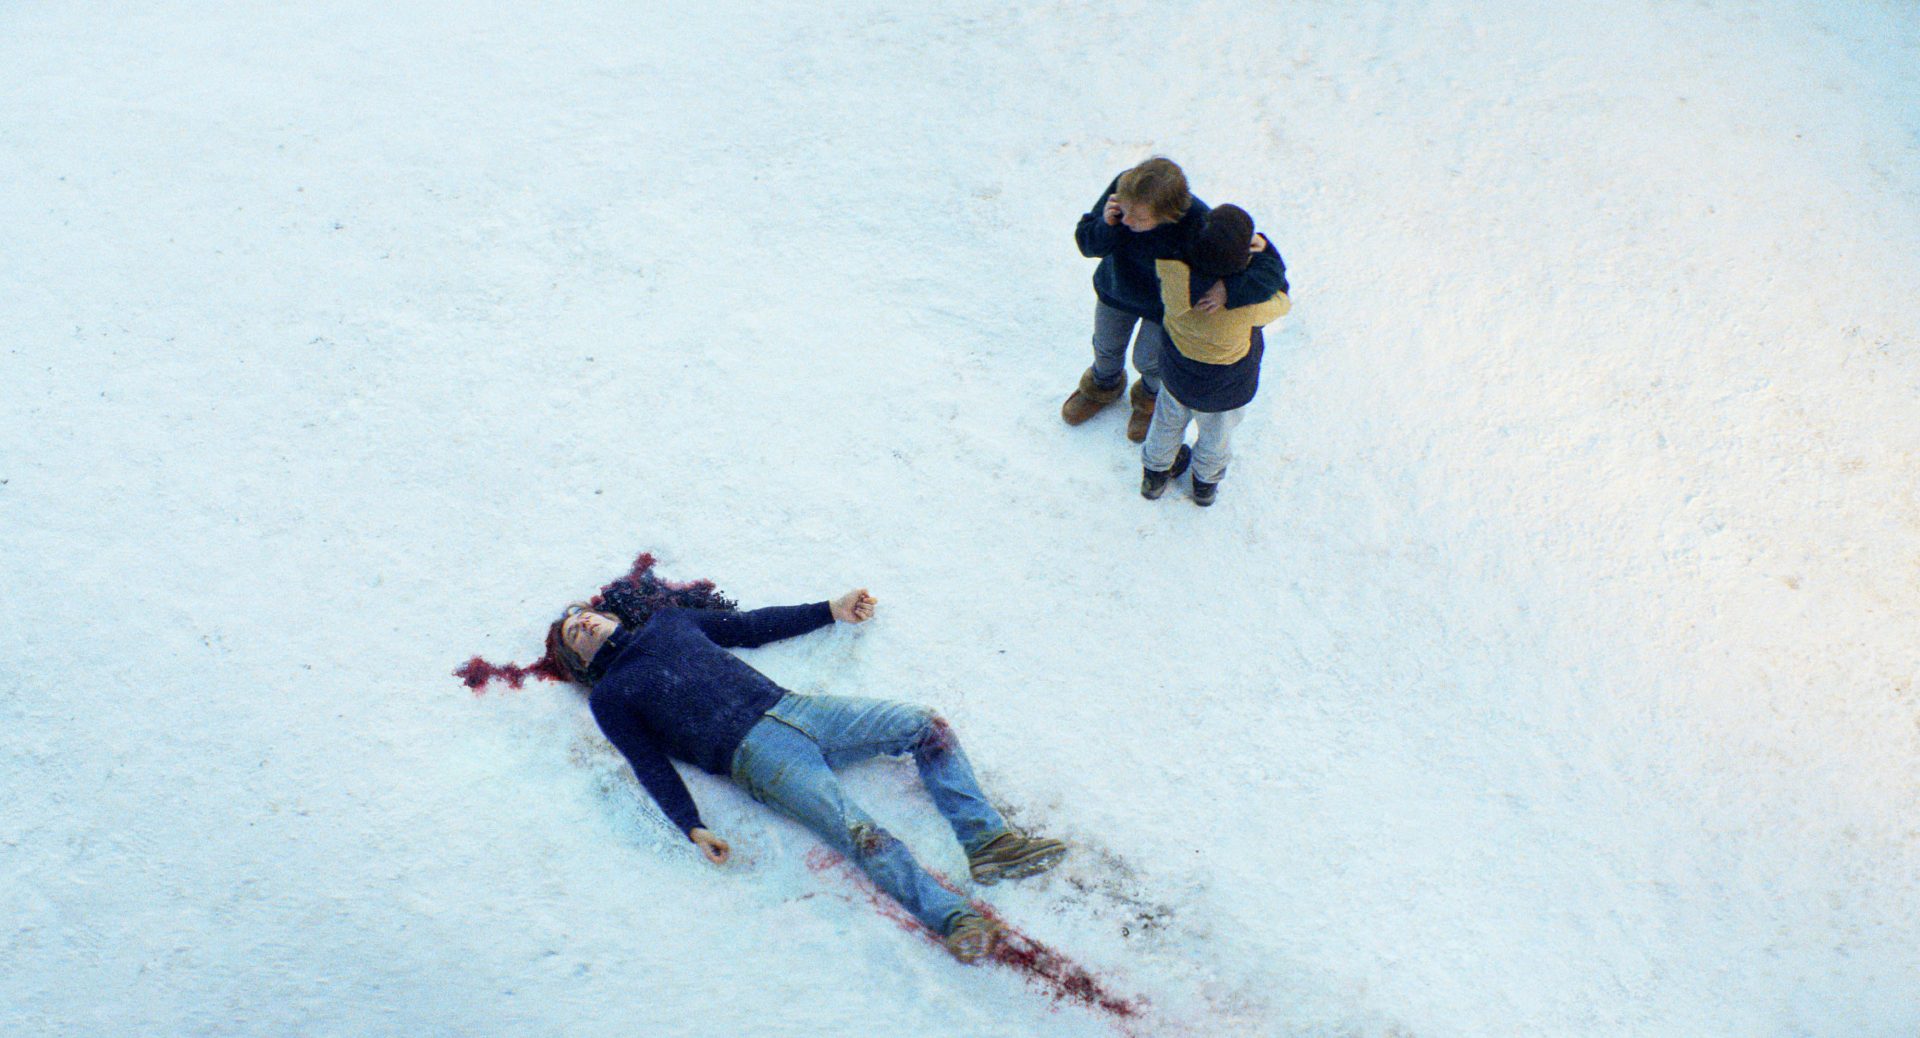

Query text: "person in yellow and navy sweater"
[1139, 204, 1291, 506]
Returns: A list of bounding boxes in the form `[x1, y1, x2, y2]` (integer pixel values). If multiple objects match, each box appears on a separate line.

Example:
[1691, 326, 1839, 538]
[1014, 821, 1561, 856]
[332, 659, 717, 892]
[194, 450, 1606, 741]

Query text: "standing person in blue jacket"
[547, 587, 1068, 964]
[1065, 157, 1289, 442]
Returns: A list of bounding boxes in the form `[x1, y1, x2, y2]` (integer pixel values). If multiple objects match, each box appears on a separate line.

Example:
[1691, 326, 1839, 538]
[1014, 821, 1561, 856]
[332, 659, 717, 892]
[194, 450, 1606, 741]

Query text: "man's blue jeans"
[729, 694, 1009, 934]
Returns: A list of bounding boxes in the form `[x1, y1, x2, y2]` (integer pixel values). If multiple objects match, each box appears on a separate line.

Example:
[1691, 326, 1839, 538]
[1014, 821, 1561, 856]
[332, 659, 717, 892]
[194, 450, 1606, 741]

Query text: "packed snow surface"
[5, 2, 1918, 1036]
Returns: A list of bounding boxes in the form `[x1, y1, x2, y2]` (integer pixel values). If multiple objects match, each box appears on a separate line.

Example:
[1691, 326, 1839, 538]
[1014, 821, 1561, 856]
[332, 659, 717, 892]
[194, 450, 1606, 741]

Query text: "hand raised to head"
[830, 588, 877, 624]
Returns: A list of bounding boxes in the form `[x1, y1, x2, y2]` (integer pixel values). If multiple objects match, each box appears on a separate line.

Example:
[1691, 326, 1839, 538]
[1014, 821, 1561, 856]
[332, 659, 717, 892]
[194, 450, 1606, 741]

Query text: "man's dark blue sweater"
[584, 602, 833, 835]
[1074, 174, 1287, 321]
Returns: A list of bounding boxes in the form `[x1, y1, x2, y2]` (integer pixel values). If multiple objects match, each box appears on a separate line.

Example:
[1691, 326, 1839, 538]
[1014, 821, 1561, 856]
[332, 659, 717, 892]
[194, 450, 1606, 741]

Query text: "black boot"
[1191, 476, 1219, 507]
[1141, 444, 1191, 500]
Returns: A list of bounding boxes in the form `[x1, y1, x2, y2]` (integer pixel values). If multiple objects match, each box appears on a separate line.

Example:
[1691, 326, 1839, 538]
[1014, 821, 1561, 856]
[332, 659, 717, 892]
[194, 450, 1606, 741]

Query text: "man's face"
[1116, 197, 1167, 233]
[562, 610, 618, 663]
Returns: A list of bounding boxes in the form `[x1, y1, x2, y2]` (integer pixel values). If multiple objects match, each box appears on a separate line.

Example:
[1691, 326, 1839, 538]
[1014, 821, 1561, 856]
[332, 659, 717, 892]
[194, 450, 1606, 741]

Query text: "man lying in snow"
[546, 586, 1067, 963]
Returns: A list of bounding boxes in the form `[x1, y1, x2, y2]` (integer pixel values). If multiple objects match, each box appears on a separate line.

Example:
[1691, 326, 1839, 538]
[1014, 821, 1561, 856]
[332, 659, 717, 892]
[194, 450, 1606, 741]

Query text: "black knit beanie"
[1191, 204, 1255, 279]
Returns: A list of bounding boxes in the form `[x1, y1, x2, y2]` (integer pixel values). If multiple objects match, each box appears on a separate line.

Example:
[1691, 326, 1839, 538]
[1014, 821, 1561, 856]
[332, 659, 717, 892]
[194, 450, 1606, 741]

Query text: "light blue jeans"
[1091, 301, 1166, 392]
[1142, 387, 1248, 484]
[730, 694, 1009, 934]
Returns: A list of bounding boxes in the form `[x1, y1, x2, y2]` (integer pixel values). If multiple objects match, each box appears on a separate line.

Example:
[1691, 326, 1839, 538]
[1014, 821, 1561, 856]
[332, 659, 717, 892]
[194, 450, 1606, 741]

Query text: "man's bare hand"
[831, 588, 877, 624]
[1195, 280, 1228, 313]
[1250, 233, 1268, 253]
[1102, 194, 1124, 226]
[690, 828, 731, 865]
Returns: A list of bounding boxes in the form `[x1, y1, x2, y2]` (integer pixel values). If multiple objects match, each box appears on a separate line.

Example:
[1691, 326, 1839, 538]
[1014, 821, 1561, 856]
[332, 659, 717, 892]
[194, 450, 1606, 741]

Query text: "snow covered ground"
[5, 2, 1918, 1035]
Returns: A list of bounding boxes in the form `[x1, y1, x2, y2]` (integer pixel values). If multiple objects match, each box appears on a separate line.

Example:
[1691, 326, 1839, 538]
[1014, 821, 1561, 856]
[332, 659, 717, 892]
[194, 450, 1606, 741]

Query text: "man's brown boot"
[1061, 368, 1125, 426]
[1125, 380, 1158, 442]
[968, 831, 1069, 885]
[942, 912, 1003, 964]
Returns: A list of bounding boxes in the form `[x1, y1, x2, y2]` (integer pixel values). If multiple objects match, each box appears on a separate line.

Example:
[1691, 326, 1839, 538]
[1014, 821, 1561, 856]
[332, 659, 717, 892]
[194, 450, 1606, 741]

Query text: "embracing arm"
[590, 694, 704, 837]
[1221, 241, 1289, 308]
[1235, 288, 1293, 326]
[1168, 255, 1289, 326]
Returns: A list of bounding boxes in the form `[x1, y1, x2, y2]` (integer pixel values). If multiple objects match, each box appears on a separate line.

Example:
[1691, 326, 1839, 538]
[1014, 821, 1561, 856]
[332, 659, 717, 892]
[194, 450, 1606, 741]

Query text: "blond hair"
[1115, 157, 1192, 222]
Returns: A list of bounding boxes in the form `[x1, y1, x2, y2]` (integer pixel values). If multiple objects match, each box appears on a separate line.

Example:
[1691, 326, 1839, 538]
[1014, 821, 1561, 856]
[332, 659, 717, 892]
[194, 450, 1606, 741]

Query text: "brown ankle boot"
[942, 912, 1003, 963]
[1125, 380, 1158, 442]
[1060, 368, 1125, 426]
[968, 831, 1069, 884]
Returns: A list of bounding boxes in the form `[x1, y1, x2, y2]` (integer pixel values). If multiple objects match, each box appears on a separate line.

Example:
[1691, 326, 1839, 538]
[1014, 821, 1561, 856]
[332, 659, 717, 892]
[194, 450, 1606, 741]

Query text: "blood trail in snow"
[805, 848, 1147, 1029]
[454, 655, 562, 690]
[989, 924, 1145, 1023]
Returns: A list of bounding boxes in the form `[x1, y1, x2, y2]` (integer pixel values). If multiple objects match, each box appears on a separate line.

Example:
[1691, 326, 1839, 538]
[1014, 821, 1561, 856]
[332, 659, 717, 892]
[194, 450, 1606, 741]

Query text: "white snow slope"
[5, 2, 1918, 1036]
